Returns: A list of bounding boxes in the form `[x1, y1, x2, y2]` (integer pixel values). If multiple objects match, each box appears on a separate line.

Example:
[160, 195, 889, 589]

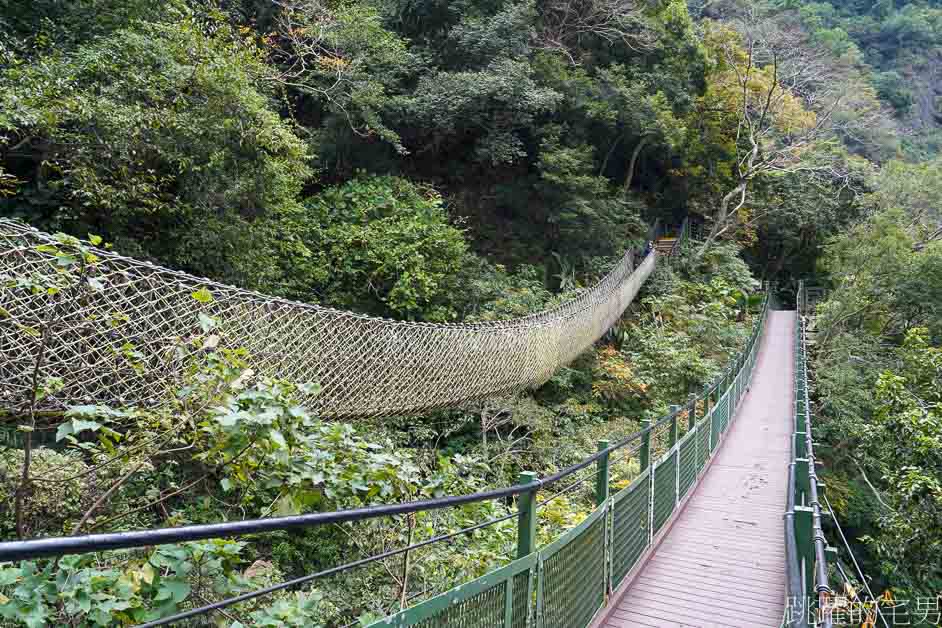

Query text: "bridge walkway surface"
[596, 310, 794, 628]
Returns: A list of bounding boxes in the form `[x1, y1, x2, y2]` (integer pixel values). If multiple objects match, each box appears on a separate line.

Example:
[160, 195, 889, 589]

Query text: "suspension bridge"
[0, 219, 856, 627]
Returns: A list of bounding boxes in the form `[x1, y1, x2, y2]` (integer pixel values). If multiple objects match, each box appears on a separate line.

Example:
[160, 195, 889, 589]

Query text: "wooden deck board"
[598, 310, 794, 628]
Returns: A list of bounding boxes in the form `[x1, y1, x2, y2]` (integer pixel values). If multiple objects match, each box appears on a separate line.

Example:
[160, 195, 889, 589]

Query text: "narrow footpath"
[599, 310, 794, 627]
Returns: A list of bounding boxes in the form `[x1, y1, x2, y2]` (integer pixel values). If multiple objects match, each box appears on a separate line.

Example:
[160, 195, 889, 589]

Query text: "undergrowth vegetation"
[0, 232, 759, 626]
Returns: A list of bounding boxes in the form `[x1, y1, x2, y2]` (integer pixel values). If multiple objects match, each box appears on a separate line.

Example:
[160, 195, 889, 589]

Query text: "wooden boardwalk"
[597, 311, 793, 628]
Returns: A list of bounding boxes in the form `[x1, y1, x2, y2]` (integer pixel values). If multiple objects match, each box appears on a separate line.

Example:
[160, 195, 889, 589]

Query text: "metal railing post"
[668, 406, 679, 447]
[794, 505, 815, 598]
[516, 472, 538, 559]
[794, 431, 808, 459]
[640, 420, 652, 470]
[596, 441, 610, 507]
[795, 458, 811, 506]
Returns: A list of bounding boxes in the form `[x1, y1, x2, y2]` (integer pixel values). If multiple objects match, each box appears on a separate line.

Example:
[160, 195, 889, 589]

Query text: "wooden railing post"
[516, 472, 538, 559]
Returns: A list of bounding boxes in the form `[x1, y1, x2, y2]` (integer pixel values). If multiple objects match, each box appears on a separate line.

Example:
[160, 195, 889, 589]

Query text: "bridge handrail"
[784, 281, 834, 627]
[0, 293, 770, 627]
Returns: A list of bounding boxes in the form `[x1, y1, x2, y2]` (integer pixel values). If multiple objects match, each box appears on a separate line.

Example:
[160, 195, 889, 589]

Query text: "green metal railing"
[372, 294, 770, 628]
[784, 282, 835, 627]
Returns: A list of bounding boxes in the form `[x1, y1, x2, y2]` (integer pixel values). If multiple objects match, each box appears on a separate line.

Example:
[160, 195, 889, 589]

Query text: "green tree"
[281, 176, 471, 321]
[0, 12, 311, 288]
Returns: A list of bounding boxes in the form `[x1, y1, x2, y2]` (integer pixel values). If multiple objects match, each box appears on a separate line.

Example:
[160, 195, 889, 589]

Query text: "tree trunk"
[695, 180, 748, 260]
[622, 135, 651, 198]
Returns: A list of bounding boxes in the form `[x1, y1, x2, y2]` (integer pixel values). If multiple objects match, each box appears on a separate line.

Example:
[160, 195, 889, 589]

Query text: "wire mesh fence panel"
[610, 468, 650, 589]
[697, 412, 712, 472]
[368, 553, 537, 628]
[677, 429, 698, 499]
[651, 451, 677, 535]
[537, 506, 607, 628]
[510, 568, 531, 628]
[650, 420, 673, 460]
[710, 394, 728, 452]
[0, 219, 655, 418]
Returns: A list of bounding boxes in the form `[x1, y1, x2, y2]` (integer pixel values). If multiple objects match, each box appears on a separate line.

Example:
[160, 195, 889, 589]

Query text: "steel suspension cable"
[135, 508, 520, 627]
[822, 492, 889, 628]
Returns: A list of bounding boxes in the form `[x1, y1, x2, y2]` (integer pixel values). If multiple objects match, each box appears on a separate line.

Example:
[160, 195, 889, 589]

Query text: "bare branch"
[535, 0, 658, 63]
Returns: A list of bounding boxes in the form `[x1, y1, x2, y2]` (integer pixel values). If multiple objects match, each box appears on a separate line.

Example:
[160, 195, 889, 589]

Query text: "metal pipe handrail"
[784, 280, 833, 627]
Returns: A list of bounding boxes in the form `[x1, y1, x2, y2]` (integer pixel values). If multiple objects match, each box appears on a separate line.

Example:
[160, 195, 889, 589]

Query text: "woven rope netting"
[0, 218, 656, 418]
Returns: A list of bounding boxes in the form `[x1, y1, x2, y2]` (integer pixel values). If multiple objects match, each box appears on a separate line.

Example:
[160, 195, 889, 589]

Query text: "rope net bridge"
[0, 218, 655, 418]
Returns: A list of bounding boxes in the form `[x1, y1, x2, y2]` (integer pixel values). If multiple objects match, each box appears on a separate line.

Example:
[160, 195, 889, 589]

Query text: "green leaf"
[56, 418, 103, 441]
[0, 568, 20, 586]
[269, 430, 287, 449]
[274, 494, 301, 516]
[191, 287, 213, 304]
[15, 323, 40, 338]
[197, 312, 217, 333]
[22, 602, 48, 628]
[157, 580, 190, 603]
[88, 234, 103, 246]
[220, 478, 233, 492]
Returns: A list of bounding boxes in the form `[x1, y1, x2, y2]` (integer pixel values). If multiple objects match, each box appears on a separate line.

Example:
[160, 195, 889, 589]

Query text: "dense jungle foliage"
[0, 0, 939, 625]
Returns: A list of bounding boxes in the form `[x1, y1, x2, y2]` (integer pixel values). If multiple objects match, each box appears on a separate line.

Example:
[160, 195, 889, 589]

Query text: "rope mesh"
[0, 218, 655, 418]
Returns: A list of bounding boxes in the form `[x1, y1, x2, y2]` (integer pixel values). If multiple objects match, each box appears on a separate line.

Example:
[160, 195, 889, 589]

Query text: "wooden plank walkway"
[597, 310, 794, 628]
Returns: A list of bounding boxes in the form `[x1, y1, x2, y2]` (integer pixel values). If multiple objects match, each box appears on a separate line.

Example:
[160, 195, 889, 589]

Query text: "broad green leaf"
[56, 418, 103, 441]
[191, 287, 213, 304]
[0, 568, 20, 586]
[198, 312, 217, 332]
[159, 580, 191, 603]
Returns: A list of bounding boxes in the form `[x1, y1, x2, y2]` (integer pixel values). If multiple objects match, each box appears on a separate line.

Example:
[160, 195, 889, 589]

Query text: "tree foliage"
[813, 159, 942, 602]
